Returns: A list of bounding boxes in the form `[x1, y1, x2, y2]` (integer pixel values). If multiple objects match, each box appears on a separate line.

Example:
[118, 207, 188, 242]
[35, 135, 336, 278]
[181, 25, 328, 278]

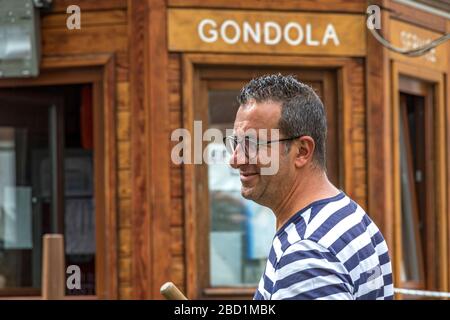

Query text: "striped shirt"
[254, 192, 394, 300]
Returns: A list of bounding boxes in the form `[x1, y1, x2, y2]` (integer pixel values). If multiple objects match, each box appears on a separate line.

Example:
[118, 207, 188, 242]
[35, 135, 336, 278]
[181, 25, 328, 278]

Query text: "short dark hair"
[237, 74, 327, 168]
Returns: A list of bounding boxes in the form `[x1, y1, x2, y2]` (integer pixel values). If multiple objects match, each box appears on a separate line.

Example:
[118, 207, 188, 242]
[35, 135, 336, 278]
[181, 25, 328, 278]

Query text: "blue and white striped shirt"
[254, 192, 394, 300]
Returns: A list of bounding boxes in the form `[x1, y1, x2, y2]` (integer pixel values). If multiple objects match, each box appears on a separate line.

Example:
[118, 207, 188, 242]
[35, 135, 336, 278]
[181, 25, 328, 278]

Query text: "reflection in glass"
[399, 93, 425, 287]
[0, 121, 48, 291]
[207, 89, 276, 287]
[0, 85, 96, 296]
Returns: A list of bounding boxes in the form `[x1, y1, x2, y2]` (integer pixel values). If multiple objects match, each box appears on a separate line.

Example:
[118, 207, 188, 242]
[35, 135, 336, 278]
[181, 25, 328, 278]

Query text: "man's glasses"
[223, 135, 302, 160]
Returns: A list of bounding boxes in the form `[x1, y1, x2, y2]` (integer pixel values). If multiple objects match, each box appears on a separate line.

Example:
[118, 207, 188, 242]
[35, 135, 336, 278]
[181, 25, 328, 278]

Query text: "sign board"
[168, 9, 366, 56]
[390, 19, 448, 72]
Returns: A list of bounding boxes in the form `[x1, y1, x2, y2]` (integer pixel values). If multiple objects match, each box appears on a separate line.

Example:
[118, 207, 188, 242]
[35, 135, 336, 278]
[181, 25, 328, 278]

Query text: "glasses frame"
[223, 134, 303, 159]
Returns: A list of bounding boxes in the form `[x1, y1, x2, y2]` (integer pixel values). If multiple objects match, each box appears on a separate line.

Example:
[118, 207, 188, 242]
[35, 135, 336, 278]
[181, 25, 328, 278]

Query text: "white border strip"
[393, 0, 450, 20]
[394, 288, 450, 298]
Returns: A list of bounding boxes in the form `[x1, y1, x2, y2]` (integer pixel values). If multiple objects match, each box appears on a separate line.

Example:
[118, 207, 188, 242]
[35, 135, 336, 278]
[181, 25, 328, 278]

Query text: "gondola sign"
[168, 9, 366, 56]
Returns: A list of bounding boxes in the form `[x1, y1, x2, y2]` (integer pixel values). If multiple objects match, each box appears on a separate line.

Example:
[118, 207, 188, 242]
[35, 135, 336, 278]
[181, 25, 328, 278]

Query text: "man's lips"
[240, 172, 259, 182]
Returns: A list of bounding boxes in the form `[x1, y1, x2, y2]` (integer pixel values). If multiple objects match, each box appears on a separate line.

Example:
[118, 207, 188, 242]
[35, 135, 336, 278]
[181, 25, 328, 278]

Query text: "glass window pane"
[0, 99, 50, 292]
[0, 85, 96, 296]
[399, 93, 425, 285]
[64, 85, 96, 295]
[207, 88, 276, 287]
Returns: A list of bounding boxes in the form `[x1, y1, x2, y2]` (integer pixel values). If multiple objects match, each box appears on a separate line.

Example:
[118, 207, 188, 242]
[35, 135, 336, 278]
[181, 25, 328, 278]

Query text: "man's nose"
[229, 144, 247, 169]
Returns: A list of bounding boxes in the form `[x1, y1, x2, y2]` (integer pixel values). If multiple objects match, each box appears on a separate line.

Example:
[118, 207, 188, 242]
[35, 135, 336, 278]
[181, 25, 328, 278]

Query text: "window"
[187, 65, 340, 298]
[393, 67, 448, 297]
[399, 92, 427, 288]
[207, 85, 276, 287]
[0, 85, 96, 296]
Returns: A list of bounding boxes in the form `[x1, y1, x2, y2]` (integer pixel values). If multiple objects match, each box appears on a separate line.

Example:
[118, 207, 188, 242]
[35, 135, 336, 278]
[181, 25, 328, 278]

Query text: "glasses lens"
[224, 136, 238, 155]
[244, 137, 258, 159]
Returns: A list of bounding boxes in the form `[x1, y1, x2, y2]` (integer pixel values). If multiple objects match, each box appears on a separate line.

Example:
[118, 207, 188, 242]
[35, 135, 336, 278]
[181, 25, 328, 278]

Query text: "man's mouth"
[240, 172, 259, 182]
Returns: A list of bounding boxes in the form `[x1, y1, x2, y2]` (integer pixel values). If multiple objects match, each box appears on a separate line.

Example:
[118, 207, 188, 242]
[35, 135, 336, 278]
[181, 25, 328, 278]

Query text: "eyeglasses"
[223, 135, 302, 159]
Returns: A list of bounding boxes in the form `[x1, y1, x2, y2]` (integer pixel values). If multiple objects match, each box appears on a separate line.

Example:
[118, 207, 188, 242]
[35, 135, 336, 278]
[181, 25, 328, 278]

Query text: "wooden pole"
[160, 282, 188, 300]
[42, 234, 65, 300]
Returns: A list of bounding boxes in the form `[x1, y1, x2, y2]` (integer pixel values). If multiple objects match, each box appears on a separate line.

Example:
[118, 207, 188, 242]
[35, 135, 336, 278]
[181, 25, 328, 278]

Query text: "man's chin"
[241, 186, 257, 200]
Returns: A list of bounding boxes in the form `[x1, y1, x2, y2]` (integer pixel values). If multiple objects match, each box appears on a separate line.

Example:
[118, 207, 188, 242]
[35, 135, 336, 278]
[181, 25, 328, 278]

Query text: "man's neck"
[272, 168, 340, 231]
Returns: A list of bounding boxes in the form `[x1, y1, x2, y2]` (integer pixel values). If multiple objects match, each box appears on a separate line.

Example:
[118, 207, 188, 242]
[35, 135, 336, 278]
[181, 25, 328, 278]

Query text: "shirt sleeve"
[271, 239, 354, 300]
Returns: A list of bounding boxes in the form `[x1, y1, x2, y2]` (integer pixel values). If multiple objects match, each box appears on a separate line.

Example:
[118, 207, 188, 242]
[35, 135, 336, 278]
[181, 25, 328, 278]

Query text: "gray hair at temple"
[237, 73, 327, 169]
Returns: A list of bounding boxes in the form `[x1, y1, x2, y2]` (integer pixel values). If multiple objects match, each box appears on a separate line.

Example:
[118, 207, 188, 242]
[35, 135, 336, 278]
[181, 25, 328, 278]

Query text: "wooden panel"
[353, 142, 366, 170]
[366, 8, 394, 254]
[119, 228, 132, 256]
[119, 198, 132, 228]
[42, 25, 127, 56]
[168, 9, 366, 56]
[352, 115, 365, 141]
[117, 111, 131, 141]
[117, 82, 130, 110]
[169, 89, 181, 112]
[147, 0, 173, 299]
[98, 48, 119, 302]
[392, 63, 403, 296]
[171, 167, 183, 198]
[347, 57, 367, 220]
[118, 169, 132, 198]
[171, 197, 184, 226]
[389, 1, 447, 33]
[116, 52, 130, 82]
[0, 68, 102, 87]
[169, 54, 182, 111]
[52, 0, 127, 12]
[129, 0, 151, 300]
[118, 141, 131, 169]
[168, 0, 366, 13]
[170, 256, 185, 290]
[343, 62, 368, 233]
[119, 286, 133, 300]
[338, 64, 354, 198]
[170, 109, 182, 131]
[353, 170, 367, 195]
[129, 0, 172, 299]
[447, 20, 450, 292]
[170, 226, 184, 255]
[42, 10, 127, 28]
[119, 256, 132, 285]
[354, 185, 367, 210]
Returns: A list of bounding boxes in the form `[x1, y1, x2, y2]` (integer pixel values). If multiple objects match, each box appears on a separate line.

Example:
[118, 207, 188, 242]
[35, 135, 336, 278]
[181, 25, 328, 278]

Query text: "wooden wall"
[38, 0, 367, 299]
[32, 0, 449, 300]
[166, 54, 368, 297]
[164, 0, 369, 298]
[41, 0, 132, 299]
[168, 54, 186, 295]
[348, 59, 368, 210]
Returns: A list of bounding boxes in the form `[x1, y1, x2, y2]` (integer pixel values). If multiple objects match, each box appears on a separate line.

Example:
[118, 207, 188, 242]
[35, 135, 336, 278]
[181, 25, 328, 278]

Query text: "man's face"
[230, 99, 295, 206]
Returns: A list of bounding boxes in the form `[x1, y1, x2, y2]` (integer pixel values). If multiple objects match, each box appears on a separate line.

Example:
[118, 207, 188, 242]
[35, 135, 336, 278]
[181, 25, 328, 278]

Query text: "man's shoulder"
[274, 192, 381, 264]
[303, 193, 363, 239]
[301, 193, 383, 257]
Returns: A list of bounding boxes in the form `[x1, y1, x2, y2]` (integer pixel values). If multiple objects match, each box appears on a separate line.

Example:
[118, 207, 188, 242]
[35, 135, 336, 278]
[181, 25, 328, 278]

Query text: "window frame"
[182, 54, 355, 299]
[0, 54, 118, 299]
[392, 61, 448, 298]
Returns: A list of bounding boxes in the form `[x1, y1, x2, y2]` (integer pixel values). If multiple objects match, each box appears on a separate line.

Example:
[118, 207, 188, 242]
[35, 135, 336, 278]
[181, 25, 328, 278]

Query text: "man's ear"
[293, 136, 315, 169]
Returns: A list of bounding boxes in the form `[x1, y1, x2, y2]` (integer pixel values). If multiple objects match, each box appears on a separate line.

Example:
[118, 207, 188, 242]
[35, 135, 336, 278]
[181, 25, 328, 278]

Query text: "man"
[226, 74, 393, 300]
